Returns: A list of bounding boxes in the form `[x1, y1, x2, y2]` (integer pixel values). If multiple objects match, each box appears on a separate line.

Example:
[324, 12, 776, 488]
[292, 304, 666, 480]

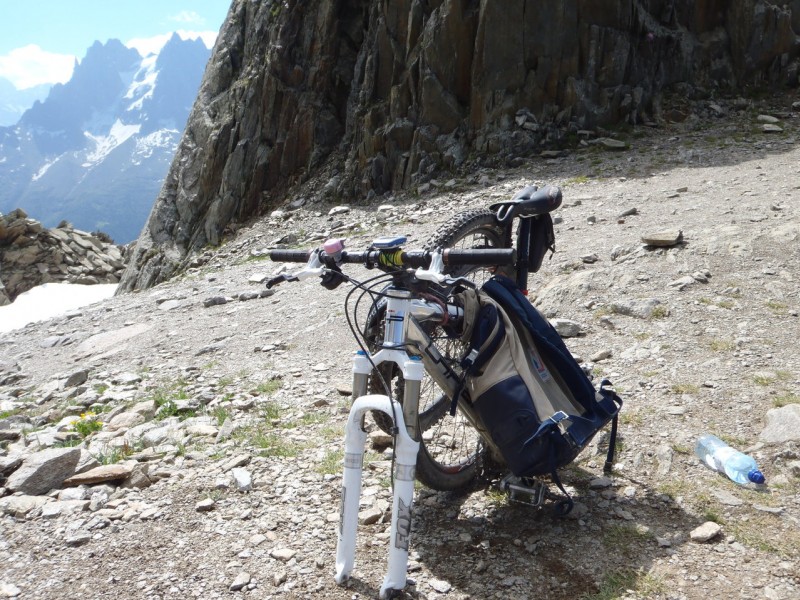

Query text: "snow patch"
[82, 119, 141, 167]
[0, 283, 118, 333]
[31, 158, 57, 181]
[125, 54, 159, 112]
[133, 129, 179, 161]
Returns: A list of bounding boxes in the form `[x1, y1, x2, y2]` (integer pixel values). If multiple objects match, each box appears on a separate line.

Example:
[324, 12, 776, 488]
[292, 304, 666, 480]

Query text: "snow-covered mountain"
[0, 78, 51, 127]
[0, 34, 210, 243]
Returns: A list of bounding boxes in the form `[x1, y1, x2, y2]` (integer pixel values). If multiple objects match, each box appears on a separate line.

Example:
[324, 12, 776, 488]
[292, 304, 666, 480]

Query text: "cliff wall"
[118, 0, 800, 291]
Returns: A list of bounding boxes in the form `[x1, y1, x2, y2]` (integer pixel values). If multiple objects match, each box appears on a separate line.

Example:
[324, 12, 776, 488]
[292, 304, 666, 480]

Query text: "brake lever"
[266, 274, 299, 289]
[415, 250, 446, 283]
[267, 249, 326, 288]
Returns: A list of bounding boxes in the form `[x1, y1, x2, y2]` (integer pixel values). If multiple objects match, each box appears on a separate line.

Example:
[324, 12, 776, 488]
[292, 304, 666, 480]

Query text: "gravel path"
[1, 98, 799, 600]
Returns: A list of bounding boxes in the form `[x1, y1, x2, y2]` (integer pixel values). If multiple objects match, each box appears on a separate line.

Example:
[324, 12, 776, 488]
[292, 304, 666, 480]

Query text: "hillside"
[1, 105, 799, 599]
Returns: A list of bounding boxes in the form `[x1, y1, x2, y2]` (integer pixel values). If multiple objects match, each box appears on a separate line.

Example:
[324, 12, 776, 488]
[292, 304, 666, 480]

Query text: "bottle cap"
[747, 469, 765, 484]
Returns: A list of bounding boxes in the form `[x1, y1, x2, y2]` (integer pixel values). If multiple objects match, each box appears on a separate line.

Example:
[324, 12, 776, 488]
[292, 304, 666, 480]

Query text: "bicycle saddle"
[490, 185, 563, 225]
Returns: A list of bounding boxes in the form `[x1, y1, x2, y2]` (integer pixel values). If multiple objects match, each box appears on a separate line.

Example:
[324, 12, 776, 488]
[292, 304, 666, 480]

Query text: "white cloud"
[169, 10, 204, 25]
[0, 45, 75, 89]
[126, 30, 218, 57]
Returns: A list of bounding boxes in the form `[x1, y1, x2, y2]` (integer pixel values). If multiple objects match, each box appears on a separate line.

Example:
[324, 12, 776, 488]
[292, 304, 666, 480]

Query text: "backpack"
[453, 275, 622, 513]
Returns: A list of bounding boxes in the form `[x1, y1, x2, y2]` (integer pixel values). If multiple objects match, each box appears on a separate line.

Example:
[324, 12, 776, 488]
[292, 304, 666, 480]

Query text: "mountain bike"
[268, 184, 561, 596]
[268, 184, 562, 493]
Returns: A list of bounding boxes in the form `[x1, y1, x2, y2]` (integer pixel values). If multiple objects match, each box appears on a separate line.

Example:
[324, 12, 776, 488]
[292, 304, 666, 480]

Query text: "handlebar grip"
[270, 249, 312, 262]
[443, 248, 516, 266]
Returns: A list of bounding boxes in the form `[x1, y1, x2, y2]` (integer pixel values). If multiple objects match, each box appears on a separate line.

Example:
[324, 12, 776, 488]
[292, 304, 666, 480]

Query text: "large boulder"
[5, 448, 82, 496]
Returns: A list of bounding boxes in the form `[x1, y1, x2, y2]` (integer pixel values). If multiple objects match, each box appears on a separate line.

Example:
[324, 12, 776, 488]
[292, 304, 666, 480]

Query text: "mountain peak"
[82, 39, 140, 70]
[0, 35, 211, 242]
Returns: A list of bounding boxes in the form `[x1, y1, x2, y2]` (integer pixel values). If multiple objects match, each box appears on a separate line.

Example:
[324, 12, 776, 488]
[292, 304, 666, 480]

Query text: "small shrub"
[671, 382, 700, 395]
[753, 374, 774, 386]
[585, 568, 666, 600]
[766, 299, 788, 312]
[97, 443, 134, 465]
[155, 399, 179, 420]
[709, 339, 734, 352]
[210, 406, 230, 426]
[91, 230, 115, 244]
[650, 305, 670, 319]
[251, 430, 301, 458]
[316, 449, 344, 475]
[72, 412, 103, 437]
[260, 402, 281, 421]
[255, 379, 282, 396]
[773, 393, 800, 408]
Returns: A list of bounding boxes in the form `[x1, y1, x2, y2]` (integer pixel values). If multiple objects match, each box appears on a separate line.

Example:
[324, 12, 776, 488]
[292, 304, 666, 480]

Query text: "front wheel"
[368, 208, 509, 491]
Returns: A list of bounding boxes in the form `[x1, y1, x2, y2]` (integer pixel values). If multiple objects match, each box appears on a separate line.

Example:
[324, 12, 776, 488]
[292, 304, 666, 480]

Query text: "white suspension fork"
[335, 353, 424, 599]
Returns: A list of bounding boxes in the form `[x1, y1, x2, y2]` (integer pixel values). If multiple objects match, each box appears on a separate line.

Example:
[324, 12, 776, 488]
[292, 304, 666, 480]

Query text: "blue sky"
[0, 1, 231, 89]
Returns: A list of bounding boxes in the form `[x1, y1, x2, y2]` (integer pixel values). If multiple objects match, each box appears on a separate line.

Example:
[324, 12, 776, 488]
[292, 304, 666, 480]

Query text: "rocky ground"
[1, 96, 800, 600]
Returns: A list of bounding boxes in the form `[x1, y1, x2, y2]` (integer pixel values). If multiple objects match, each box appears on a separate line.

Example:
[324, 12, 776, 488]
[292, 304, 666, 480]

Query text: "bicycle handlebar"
[270, 249, 312, 262]
[269, 247, 516, 268]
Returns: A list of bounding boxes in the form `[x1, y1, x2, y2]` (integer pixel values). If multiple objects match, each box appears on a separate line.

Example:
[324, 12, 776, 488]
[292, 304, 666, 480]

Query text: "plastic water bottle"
[694, 434, 765, 485]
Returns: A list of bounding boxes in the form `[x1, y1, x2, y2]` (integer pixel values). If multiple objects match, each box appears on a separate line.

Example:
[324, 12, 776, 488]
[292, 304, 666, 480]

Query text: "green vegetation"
[620, 410, 643, 427]
[565, 175, 590, 185]
[217, 376, 235, 389]
[602, 524, 653, 552]
[670, 443, 691, 455]
[670, 382, 700, 395]
[703, 508, 724, 524]
[698, 297, 734, 310]
[316, 449, 344, 475]
[249, 429, 302, 458]
[708, 338, 735, 352]
[727, 514, 800, 557]
[773, 393, 800, 408]
[649, 305, 670, 319]
[765, 299, 788, 313]
[254, 379, 283, 396]
[260, 401, 282, 421]
[753, 373, 775, 386]
[320, 424, 345, 442]
[210, 406, 230, 426]
[96, 443, 136, 465]
[72, 412, 103, 437]
[151, 379, 196, 421]
[238, 253, 272, 265]
[54, 438, 82, 448]
[583, 568, 666, 600]
[751, 369, 790, 387]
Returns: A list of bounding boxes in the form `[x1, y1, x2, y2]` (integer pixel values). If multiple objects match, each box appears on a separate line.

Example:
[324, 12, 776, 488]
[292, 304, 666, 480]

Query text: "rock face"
[119, 0, 800, 291]
[0, 208, 127, 302]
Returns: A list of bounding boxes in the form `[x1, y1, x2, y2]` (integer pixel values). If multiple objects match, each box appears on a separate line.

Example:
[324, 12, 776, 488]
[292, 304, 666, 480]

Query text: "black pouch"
[527, 214, 555, 273]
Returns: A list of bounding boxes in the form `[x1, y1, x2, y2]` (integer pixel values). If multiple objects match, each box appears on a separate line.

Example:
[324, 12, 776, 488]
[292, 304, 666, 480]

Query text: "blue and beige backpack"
[454, 275, 622, 512]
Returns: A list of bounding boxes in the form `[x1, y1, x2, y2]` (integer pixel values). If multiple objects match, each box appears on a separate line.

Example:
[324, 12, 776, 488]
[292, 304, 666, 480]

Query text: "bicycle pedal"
[500, 475, 548, 508]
